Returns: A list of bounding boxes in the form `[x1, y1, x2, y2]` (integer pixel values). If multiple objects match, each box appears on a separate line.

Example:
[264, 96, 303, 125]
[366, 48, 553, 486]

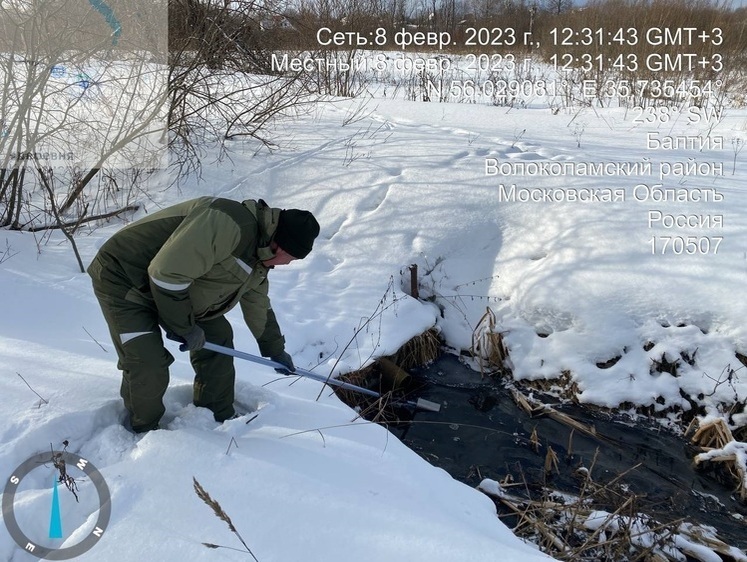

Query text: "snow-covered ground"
[2, 83, 747, 560]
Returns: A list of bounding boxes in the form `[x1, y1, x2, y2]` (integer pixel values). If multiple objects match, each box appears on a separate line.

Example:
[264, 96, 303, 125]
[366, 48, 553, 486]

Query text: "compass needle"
[49, 476, 63, 540]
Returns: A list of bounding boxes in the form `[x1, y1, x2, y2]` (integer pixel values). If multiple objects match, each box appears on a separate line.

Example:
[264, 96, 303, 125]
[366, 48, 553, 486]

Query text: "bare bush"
[167, 0, 321, 177]
[0, 0, 168, 237]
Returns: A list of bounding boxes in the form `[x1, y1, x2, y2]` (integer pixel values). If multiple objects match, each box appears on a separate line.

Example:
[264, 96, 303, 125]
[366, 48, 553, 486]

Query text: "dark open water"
[386, 353, 747, 551]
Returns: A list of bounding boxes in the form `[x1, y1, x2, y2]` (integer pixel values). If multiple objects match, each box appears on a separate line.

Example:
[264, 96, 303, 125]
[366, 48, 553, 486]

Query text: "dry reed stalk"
[546, 410, 598, 439]
[530, 427, 540, 452]
[498, 494, 570, 555]
[479, 452, 743, 562]
[511, 388, 537, 415]
[683, 526, 746, 559]
[690, 418, 747, 501]
[544, 446, 559, 475]
[693, 451, 747, 501]
[690, 418, 734, 449]
[193, 477, 260, 561]
[510, 387, 599, 440]
[471, 308, 509, 375]
[573, 496, 634, 554]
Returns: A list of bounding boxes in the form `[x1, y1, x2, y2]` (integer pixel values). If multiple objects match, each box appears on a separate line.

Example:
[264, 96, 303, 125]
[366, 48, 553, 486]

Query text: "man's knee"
[118, 331, 174, 371]
[118, 332, 173, 432]
[199, 316, 234, 347]
[118, 332, 173, 405]
[190, 316, 234, 375]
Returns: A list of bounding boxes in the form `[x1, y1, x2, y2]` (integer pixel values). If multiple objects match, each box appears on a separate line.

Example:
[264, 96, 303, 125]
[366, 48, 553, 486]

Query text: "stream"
[389, 353, 747, 552]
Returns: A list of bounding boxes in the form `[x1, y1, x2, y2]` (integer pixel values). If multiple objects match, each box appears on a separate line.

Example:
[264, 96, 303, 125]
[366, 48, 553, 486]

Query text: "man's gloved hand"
[271, 351, 295, 375]
[181, 325, 206, 351]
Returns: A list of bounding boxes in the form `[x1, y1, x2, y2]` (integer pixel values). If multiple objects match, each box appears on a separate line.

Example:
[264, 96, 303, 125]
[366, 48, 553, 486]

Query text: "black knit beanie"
[274, 209, 320, 259]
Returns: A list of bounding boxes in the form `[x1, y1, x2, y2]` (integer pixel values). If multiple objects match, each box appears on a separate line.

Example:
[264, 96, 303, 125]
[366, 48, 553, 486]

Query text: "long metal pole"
[200, 342, 440, 412]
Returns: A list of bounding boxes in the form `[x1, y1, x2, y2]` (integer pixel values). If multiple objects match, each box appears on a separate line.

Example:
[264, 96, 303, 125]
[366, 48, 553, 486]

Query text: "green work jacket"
[89, 197, 285, 357]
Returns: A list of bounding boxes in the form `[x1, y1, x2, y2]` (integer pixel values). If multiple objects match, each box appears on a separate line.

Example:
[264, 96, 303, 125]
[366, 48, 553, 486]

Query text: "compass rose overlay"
[2, 451, 112, 560]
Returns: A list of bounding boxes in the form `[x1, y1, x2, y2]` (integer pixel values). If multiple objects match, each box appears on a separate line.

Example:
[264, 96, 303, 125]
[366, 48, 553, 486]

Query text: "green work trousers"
[89, 256, 236, 432]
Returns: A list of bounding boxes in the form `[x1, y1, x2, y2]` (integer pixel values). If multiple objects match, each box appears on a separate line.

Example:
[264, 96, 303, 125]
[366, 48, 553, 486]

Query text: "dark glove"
[180, 325, 206, 351]
[271, 351, 295, 375]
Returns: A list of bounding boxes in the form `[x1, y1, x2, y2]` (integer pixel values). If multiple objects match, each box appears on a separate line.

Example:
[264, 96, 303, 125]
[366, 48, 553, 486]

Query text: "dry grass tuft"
[393, 328, 441, 369]
[471, 308, 510, 376]
[689, 417, 734, 449]
[689, 419, 747, 502]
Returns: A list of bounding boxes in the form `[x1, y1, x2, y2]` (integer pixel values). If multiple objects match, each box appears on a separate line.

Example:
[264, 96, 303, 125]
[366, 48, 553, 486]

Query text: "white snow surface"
[2, 91, 747, 561]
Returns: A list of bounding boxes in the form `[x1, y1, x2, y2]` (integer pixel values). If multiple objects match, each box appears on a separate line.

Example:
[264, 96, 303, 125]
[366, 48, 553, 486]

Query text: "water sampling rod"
[197, 341, 441, 413]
